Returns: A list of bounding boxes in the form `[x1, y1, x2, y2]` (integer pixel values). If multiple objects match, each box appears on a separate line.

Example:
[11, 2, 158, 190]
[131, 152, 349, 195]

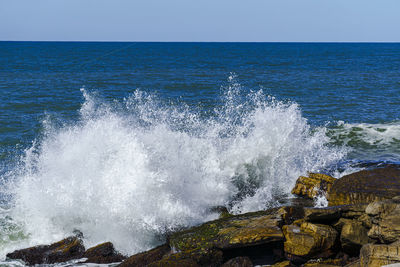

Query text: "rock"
[6, 236, 85, 265]
[292, 173, 336, 199]
[149, 248, 222, 267]
[221, 256, 253, 267]
[360, 243, 400, 267]
[303, 258, 343, 267]
[340, 221, 370, 255]
[169, 208, 286, 251]
[328, 166, 400, 206]
[282, 222, 338, 261]
[366, 197, 400, 243]
[210, 206, 232, 219]
[118, 244, 170, 267]
[271, 260, 294, 267]
[148, 258, 200, 267]
[84, 242, 126, 263]
[304, 206, 341, 224]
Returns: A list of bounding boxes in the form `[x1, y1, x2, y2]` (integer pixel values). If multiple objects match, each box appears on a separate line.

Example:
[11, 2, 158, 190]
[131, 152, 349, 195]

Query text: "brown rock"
[84, 242, 126, 263]
[282, 222, 338, 260]
[221, 256, 253, 267]
[118, 244, 170, 267]
[328, 166, 400, 206]
[303, 258, 343, 267]
[169, 208, 286, 251]
[360, 243, 400, 267]
[6, 236, 85, 265]
[340, 221, 370, 255]
[292, 173, 336, 199]
[366, 197, 400, 243]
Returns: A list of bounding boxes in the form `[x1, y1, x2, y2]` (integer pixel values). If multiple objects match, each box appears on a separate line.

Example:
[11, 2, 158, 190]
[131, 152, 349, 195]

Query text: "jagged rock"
[282, 222, 338, 261]
[6, 236, 85, 265]
[292, 173, 336, 199]
[84, 242, 126, 263]
[149, 248, 222, 267]
[221, 256, 253, 267]
[304, 207, 341, 223]
[340, 221, 370, 255]
[360, 243, 400, 267]
[328, 166, 400, 206]
[333, 218, 353, 232]
[366, 197, 400, 243]
[169, 208, 287, 251]
[303, 204, 367, 224]
[118, 244, 170, 267]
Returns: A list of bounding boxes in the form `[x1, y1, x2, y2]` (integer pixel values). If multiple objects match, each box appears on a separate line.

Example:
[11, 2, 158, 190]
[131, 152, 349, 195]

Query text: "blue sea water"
[0, 42, 399, 261]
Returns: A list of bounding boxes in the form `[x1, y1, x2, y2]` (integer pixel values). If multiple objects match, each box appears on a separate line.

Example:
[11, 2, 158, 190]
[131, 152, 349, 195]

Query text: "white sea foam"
[2, 82, 346, 257]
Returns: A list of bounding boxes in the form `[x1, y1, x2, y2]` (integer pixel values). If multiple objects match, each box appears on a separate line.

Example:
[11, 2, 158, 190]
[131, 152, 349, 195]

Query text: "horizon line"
[2, 40, 400, 44]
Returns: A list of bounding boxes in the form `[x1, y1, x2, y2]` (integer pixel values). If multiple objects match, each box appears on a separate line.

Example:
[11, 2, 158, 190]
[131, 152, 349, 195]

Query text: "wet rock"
[149, 248, 222, 267]
[292, 173, 336, 199]
[366, 197, 400, 243]
[118, 244, 170, 267]
[271, 260, 294, 267]
[221, 256, 253, 267]
[340, 221, 370, 255]
[148, 258, 200, 267]
[360, 243, 400, 267]
[6, 236, 85, 265]
[282, 222, 338, 261]
[210, 206, 232, 219]
[84, 242, 126, 263]
[304, 206, 341, 224]
[328, 166, 400, 206]
[303, 258, 343, 267]
[169, 208, 286, 251]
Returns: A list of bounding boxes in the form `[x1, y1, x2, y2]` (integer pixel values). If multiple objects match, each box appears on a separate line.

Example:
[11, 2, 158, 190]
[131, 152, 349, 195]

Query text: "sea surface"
[0, 42, 399, 264]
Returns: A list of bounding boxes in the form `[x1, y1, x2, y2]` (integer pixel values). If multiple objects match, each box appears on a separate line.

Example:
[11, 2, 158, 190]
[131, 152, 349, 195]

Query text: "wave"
[327, 121, 400, 162]
[0, 80, 346, 257]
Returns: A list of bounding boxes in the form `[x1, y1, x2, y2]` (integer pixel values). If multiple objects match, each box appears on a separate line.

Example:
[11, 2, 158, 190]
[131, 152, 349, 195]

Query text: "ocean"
[0, 42, 399, 263]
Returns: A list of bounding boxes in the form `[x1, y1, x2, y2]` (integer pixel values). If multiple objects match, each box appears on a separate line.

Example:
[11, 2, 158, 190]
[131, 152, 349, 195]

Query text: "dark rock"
[148, 258, 200, 267]
[118, 244, 170, 267]
[328, 166, 400, 206]
[152, 248, 223, 267]
[6, 236, 85, 265]
[221, 256, 253, 267]
[340, 221, 370, 256]
[84, 242, 126, 263]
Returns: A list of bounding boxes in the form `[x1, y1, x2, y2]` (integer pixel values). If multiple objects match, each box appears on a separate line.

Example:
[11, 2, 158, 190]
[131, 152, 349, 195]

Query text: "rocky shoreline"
[6, 165, 400, 266]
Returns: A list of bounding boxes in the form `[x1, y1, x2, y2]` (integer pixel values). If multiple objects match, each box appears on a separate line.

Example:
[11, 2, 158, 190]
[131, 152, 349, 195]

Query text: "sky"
[1, 0, 400, 42]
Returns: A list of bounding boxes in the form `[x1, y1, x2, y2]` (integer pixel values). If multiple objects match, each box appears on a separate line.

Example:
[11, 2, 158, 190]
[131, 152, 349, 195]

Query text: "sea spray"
[3, 83, 346, 257]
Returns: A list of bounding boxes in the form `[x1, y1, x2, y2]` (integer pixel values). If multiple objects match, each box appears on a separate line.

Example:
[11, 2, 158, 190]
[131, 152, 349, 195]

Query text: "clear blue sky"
[1, 0, 399, 42]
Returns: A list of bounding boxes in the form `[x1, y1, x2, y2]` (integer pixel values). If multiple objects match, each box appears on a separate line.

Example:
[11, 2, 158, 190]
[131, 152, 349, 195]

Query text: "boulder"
[303, 258, 343, 267]
[84, 242, 126, 263]
[292, 173, 336, 199]
[282, 222, 338, 261]
[148, 248, 223, 267]
[366, 197, 400, 243]
[6, 236, 85, 265]
[169, 208, 287, 251]
[360, 243, 400, 267]
[118, 244, 170, 267]
[328, 166, 400, 206]
[340, 221, 370, 255]
[221, 256, 253, 267]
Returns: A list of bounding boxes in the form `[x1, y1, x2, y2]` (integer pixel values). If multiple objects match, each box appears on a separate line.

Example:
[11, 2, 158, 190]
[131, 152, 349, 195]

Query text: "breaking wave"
[0, 80, 346, 257]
